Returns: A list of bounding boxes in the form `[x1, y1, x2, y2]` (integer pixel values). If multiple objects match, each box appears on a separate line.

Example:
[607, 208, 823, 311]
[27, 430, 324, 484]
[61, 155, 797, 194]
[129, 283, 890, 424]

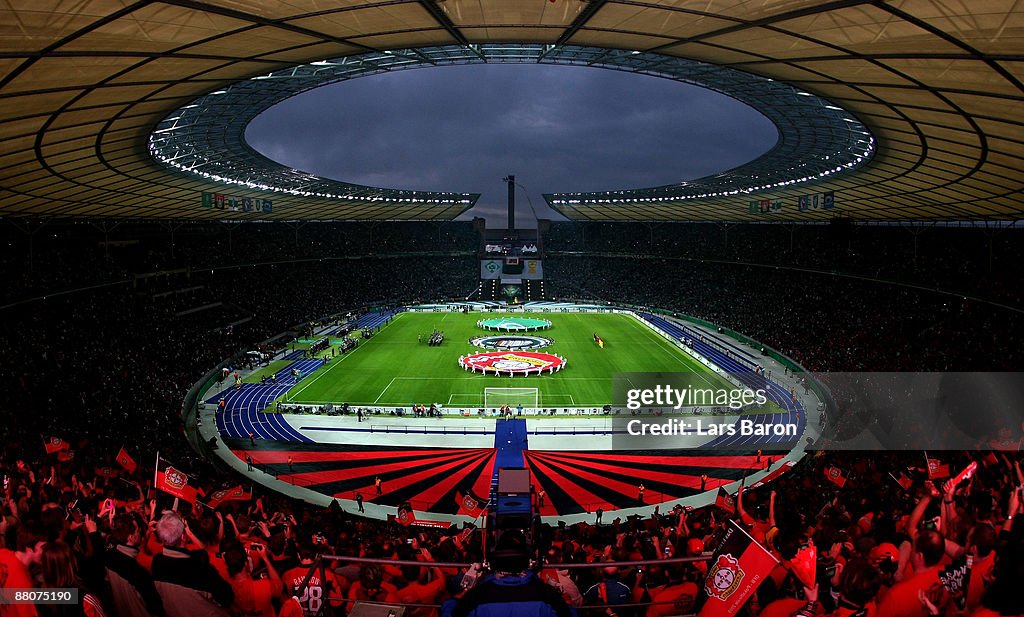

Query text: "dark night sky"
[245, 63, 777, 226]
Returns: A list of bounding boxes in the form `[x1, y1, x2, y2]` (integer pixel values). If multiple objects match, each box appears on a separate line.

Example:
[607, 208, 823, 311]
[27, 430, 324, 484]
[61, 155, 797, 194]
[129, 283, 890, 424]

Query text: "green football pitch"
[275, 312, 735, 409]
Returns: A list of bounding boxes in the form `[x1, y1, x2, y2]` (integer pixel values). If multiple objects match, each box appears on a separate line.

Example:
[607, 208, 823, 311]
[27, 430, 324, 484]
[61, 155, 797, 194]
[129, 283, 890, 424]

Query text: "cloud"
[245, 64, 776, 223]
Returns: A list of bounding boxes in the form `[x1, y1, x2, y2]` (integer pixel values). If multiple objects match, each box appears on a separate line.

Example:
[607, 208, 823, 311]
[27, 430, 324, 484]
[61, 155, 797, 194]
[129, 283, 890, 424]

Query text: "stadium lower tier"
[209, 415, 802, 525]
[220, 430, 790, 518]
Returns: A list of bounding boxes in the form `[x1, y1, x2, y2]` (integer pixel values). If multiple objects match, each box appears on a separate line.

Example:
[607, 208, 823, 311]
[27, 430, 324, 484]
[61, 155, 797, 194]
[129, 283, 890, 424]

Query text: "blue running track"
[355, 308, 403, 330]
[639, 313, 806, 449]
[211, 358, 324, 442]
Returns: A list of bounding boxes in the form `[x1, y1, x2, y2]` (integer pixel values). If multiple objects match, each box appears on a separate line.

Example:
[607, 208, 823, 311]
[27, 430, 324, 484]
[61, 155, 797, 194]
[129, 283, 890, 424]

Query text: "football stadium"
[2, 2, 1023, 616]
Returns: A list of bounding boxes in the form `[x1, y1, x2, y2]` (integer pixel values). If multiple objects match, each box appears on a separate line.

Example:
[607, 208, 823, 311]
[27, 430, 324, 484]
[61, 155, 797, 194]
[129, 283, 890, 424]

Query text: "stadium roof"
[1, 0, 1022, 221]
[149, 44, 873, 213]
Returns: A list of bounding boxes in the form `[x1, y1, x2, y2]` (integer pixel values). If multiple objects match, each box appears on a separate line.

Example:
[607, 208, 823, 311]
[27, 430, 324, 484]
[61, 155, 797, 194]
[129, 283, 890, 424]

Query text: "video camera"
[483, 468, 540, 577]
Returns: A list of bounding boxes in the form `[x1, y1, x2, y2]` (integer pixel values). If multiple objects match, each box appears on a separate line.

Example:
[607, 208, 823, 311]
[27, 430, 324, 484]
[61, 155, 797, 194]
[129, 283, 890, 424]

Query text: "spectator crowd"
[0, 220, 1022, 616]
[3, 442, 1023, 616]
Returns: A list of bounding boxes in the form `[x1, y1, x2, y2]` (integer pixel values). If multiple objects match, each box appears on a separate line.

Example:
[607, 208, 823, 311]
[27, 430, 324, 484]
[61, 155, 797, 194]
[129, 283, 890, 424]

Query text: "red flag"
[57, 450, 75, 462]
[95, 467, 119, 479]
[714, 487, 736, 514]
[410, 520, 452, 529]
[397, 502, 416, 527]
[155, 455, 198, 504]
[44, 436, 70, 454]
[116, 447, 137, 474]
[824, 465, 847, 488]
[927, 458, 951, 480]
[205, 485, 252, 509]
[205, 488, 230, 509]
[697, 519, 779, 616]
[456, 490, 484, 517]
[889, 472, 912, 491]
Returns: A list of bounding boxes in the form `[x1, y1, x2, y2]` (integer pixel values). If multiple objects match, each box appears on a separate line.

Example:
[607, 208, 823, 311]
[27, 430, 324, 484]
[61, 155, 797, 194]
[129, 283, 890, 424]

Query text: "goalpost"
[483, 387, 540, 414]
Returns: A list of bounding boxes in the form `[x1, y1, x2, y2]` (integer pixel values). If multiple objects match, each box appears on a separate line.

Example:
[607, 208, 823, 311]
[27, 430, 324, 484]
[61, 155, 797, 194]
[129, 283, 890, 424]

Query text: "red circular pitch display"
[458, 351, 566, 376]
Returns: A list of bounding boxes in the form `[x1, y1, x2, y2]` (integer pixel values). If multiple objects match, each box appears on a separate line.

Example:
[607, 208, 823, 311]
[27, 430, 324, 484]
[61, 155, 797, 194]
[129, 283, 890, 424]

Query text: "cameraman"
[442, 530, 576, 617]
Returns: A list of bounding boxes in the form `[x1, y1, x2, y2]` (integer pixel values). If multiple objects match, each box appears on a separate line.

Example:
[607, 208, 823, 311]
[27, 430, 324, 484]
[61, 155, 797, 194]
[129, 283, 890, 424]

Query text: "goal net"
[484, 387, 540, 414]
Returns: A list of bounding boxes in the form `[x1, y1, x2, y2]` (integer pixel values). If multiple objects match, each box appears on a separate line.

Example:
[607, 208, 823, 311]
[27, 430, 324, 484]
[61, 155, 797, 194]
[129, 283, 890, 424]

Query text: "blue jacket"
[441, 572, 577, 617]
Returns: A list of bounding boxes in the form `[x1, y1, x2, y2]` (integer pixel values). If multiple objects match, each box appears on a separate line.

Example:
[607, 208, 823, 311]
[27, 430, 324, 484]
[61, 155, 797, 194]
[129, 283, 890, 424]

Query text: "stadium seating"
[2, 220, 1022, 616]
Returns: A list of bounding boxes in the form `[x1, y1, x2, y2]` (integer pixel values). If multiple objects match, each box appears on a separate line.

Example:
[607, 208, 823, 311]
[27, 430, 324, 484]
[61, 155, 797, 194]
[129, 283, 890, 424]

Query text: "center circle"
[470, 335, 552, 350]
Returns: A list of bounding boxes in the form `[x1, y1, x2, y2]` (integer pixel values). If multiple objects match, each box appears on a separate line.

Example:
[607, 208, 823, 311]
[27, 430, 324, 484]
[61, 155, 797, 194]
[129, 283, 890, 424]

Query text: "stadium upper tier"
[149, 44, 871, 214]
[0, 1, 1021, 221]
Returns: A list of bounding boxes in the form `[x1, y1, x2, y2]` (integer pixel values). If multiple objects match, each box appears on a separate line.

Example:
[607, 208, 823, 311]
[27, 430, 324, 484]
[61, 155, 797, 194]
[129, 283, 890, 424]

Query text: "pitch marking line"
[448, 394, 484, 405]
[636, 320, 721, 391]
[373, 378, 397, 404]
[287, 313, 403, 400]
[388, 376, 609, 381]
[444, 393, 578, 405]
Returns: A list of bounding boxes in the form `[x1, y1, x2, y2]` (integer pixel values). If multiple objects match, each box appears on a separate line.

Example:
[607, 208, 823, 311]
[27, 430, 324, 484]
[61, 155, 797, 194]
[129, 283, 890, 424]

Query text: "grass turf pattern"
[276, 312, 735, 409]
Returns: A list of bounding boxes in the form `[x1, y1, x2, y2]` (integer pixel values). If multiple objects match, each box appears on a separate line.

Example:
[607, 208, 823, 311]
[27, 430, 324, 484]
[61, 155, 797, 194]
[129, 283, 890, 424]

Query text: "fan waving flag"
[44, 436, 70, 454]
[824, 465, 848, 488]
[205, 485, 252, 509]
[927, 457, 951, 480]
[890, 471, 912, 491]
[95, 467, 119, 479]
[697, 519, 779, 617]
[455, 490, 485, 517]
[116, 447, 137, 473]
[154, 454, 198, 504]
[396, 502, 417, 527]
[714, 487, 736, 514]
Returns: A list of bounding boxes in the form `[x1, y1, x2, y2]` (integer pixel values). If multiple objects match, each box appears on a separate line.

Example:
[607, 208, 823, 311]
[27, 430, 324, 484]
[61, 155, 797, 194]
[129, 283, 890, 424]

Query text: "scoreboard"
[480, 259, 542, 280]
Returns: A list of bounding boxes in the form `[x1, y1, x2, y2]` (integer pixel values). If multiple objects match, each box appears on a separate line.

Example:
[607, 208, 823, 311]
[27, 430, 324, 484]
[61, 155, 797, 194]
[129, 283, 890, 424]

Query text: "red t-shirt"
[646, 582, 699, 617]
[82, 593, 104, 617]
[970, 609, 1024, 617]
[966, 553, 995, 613]
[282, 565, 347, 616]
[828, 603, 876, 617]
[206, 546, 230, 584]
[758, 597, 814, 617]
[231, 576, 278, 617]
[386, 578, 446, 617]
[136, 534, 163, 573]
[348, 580, 398, 604]
[0, 549, 38, 617]
[877, 566, 947, 617]
[740, 512, 773, 545]
[277, 596, 304, 617]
